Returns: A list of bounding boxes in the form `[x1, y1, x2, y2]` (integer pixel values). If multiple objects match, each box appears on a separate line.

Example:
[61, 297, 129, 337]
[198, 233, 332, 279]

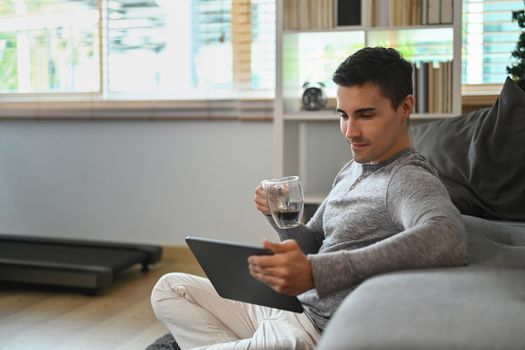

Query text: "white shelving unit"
[273, 0, 462, 205]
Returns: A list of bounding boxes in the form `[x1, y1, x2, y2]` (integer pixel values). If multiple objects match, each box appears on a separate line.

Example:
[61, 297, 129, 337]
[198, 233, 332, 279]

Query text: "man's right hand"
[254, 183, 271, 215]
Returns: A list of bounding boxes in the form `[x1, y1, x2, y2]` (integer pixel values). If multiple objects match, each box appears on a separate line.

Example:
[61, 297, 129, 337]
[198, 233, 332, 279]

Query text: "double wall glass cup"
[262, 176, 304, 229]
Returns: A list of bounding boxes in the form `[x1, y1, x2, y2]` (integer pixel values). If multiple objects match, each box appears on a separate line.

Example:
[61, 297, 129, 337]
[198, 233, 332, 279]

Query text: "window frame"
[461, 0, 524, 98]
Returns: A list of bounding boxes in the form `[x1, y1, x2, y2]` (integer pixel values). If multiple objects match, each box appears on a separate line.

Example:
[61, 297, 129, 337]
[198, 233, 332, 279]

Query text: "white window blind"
[106, 0, 275, 98]
[0, 0, 100, 93]
[462, 0, 524, 85]
[187, 0, 275, 96]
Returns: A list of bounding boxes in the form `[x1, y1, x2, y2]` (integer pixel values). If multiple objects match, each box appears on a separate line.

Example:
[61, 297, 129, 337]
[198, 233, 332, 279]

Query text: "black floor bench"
[0, 234, 162, 294]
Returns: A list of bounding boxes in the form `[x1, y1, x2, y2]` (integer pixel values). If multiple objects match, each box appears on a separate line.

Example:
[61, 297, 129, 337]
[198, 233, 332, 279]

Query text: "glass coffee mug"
[262, 176, 304, 229]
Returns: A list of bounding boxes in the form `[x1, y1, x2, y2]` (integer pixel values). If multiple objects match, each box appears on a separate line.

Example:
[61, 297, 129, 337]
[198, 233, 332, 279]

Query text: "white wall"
[0, 120, 275, 245]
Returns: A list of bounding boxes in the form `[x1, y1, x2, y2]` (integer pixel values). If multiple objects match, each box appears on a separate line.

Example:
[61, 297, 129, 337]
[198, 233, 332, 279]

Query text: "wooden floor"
[0, 246, 203, 350]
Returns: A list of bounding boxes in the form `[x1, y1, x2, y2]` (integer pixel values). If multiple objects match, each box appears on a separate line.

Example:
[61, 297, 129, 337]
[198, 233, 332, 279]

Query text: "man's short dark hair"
[332, 47, 413, 109]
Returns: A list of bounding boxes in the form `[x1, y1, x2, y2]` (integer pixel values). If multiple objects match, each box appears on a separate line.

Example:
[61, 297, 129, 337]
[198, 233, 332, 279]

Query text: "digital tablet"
[185, 236, 304, 313]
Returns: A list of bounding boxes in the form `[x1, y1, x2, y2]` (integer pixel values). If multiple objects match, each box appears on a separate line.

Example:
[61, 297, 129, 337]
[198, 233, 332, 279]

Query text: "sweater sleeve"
[265, 161, 353, 255]
[308, 164, 468, 297]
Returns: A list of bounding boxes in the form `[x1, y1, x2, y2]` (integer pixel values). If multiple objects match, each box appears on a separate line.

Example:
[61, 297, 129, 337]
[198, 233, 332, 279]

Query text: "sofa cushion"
[317, 267, 525, 350]
[465, 215, 525, 267]
[410, 77, 525, 221]
[316, 216, 525, 350]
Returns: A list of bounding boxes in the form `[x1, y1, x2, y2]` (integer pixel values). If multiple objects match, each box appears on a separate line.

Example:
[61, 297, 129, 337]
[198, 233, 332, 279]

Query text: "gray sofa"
[317, 215, 525, 349]
[148, 79, 525, 350]
[317, 78, 525, 349]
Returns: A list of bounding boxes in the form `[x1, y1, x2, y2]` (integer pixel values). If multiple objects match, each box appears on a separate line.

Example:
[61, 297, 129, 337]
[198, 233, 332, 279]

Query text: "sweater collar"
[361, 147, 415, 173]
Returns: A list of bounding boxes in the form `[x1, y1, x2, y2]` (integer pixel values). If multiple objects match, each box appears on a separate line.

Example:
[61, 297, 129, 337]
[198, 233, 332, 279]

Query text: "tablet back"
[185, 236, 303, 313]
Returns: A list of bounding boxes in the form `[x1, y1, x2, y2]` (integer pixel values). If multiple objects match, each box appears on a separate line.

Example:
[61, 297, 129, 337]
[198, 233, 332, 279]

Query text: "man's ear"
[399, 94, 414, 120]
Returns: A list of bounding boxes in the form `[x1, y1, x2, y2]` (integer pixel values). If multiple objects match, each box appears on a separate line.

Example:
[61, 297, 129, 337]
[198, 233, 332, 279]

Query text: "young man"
[151, 47, 467, 350]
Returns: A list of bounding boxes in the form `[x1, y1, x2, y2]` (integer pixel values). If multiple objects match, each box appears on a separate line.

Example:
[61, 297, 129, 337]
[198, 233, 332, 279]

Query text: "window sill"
[461, 94, 498, 108]
[461, 83, 500, 108]
[0, 89, 501, 121]
[0, 99, 274, 121]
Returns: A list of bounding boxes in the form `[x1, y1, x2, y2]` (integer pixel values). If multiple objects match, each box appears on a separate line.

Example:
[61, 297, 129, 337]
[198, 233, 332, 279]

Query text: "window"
[0, 0, 100, 93]
[462, 0, 524, 86]
[3, 0, 522, 100]
[0, 0, 275, 99]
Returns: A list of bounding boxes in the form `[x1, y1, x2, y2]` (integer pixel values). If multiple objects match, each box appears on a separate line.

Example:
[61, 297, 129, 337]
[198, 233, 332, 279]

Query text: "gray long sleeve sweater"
[267, 148, 467, 331]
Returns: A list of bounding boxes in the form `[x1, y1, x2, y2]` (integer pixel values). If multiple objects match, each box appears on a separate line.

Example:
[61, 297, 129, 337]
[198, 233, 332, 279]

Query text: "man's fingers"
[249, 263, 282, 277]
[263, 239, 298, 254]
[248, 254, 279, 268]
[254, 184, 271, 215]
[255, 184, 268, 202]
[255, 184, 266, 197]
[251, 272, 295, 295]
[248, 240, 299, 266]
[248, 238, 313, 296]
[250, 270, 285, 291]
[254, 196, 267, 207]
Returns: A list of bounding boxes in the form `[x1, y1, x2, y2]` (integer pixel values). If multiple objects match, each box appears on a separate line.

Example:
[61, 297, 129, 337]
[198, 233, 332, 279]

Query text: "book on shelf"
[428, 61, 435, 113]
[283, 0, 298, 30]
[440, 0, 453, 24]
[413, 60, 452, 114]
[371, 0, 388, 27]
[337, 0, 361, 26]
[416, 61, 429, 113]
[436, 62, 443, 113]
[427, 0, 440, 24]
[370, 0, 455, 27]
[388, 0, 397, 26]
[283, 0, 334, 30]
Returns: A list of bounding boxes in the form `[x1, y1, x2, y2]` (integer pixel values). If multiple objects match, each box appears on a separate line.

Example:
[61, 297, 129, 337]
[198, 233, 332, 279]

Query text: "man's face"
[336, 82, 413, 164]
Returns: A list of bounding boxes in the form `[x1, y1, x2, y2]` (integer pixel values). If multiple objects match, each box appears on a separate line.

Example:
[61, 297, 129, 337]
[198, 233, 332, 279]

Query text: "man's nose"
[344, 119, 360, 139]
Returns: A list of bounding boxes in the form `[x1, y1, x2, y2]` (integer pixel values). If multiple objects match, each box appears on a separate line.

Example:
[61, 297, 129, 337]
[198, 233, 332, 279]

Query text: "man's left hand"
[248, 239, 314, 296]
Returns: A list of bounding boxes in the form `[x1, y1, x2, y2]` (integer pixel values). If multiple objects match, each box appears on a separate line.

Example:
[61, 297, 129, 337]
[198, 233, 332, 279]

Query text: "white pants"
[151, 272, 320, 350]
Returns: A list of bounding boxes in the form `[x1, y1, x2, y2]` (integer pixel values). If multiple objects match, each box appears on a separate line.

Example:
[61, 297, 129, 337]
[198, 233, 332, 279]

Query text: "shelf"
[283, 108, 459, 122]
[284, 111, 338, 121]
[283, 26, 363, 34]
[283, 112, 458, 121]
[367, 24, 455, 31]
[410, 113, 458, 119]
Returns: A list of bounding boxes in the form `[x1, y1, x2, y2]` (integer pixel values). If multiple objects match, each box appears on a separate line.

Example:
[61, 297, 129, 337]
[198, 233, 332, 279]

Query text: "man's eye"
[339, 113, 348, 120]
[361, 114, 374, 119]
